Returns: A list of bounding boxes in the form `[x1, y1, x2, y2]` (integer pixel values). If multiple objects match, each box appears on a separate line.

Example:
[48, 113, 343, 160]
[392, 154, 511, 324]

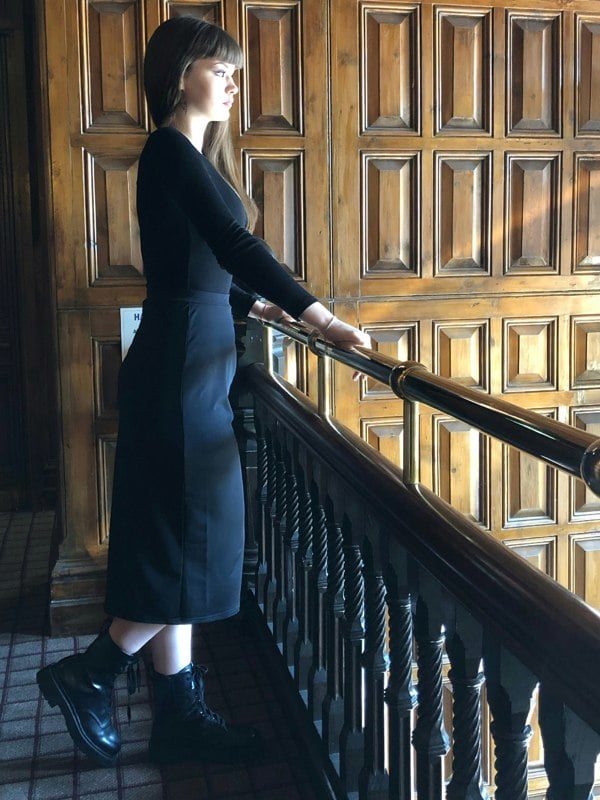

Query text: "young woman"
[37, 16, 370, 767]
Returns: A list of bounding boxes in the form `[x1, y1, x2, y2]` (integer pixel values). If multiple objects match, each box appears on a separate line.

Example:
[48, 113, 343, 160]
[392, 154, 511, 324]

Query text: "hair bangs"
[191, 24, 244, 70]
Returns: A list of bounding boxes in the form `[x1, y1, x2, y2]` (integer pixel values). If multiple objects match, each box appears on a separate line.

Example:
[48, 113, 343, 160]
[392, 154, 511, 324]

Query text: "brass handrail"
[265, 319, 600, 497]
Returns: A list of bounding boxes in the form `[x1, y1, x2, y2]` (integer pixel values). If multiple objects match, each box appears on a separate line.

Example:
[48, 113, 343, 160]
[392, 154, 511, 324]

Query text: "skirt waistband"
[145, 290, 231, 308]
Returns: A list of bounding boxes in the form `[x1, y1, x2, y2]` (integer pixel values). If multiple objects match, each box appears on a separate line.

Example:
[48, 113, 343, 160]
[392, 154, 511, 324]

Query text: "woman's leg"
[36, 621, 146, 766]
[147, 623, 263, 763]
[109, 617, 166, 655]
[150, 624, 192, 674]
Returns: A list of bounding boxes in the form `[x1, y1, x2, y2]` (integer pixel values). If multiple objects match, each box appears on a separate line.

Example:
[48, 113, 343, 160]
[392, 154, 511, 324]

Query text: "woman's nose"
[227, 77, 238, 94]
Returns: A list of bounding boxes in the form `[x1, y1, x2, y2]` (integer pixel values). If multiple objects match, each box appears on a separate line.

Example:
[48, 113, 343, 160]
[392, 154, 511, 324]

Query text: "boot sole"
[36, 665, 118, 767]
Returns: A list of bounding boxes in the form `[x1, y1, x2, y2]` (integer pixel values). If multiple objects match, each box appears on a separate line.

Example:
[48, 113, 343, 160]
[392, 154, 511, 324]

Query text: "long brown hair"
[144, 16, 258, 230]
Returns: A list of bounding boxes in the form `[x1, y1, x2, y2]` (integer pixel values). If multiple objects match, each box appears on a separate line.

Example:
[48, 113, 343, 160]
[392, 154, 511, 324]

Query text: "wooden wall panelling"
[504, 153, 561, 274]
[570, 315, 600, 389]
[237, 0, 329, 403]
[46, 0, 150, 630]
[573, 154, 600, 272]
[83, 149, 143, 284]
[503, 317, 558, 392]
[82, 0, 146, 131]
[362, 151, 420, 278]
[332, 0, 599, 632]
[164, 1, 222, 24]
[502, 415, 558, 529]
[506, 10, 561, 136]
[571, 532, 600, 608]
[576, 14, 600, 136]
[360, 417, 404, 467]
[433, 415, 490, 528]
[238, 0, 329, 303]
[242, 4, 299, 132]
[433, 320, 489, 389]
[246, 151, 305, 279]
[90, 309, 121, 547]
[570, 407, 600, 520]
[435, 8, 491, 135]
[434, 152, 491, 276]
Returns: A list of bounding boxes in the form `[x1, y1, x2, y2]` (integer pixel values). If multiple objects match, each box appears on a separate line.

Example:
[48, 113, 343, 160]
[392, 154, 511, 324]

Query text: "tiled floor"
[0, 512, 328, 800]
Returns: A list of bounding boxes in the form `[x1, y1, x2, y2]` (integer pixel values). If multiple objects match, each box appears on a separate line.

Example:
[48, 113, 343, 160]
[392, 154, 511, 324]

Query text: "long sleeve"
[229, 281, 259, 319]
[140, 127, 317, 319]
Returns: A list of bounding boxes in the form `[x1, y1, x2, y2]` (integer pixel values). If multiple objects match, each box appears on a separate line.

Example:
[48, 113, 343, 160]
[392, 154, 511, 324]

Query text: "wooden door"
[44, 0, 329, 631]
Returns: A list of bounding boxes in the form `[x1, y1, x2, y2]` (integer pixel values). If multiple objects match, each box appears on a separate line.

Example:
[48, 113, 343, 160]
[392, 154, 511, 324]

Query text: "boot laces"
[189, 665, 227, 728]
[125, 662, 141, 723]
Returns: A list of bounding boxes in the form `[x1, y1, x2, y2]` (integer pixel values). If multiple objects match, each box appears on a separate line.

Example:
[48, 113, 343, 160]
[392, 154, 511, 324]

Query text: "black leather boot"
[36, 631, 138, 766]
[148, 663, 264, 764]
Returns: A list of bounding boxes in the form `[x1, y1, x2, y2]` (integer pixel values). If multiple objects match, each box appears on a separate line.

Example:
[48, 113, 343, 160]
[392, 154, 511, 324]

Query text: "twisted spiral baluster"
[323, 503, 345, 759]
[445, 615, 487, 800]
[484, 640, 537, 800]
[254, 413, 269, 611]
[262, 423, 277, 623]
[385, 593, 417, 800]
[412, 594, 450, 800]
[359, 555, 390, 799]
[307, 477, 328, 723]
[491, 724, 532, 800]
[294, 462, 314, 694]
[272, 429, 287, 644]
[446, 669, 487, 800]
[283, 441, 300, 669]
[340, 543, 365, 795]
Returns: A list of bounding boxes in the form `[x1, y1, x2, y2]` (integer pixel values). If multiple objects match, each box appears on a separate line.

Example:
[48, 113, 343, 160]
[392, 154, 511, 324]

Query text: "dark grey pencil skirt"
[104, 290, 244, 624]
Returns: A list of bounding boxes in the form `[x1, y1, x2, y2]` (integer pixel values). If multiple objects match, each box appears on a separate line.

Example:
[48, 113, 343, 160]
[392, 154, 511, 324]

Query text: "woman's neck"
[168, 111, 207, 152]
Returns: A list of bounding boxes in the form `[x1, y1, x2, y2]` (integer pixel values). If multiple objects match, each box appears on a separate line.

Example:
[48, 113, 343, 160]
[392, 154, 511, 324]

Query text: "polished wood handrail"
[244, 362, 600, 736]
[266, 320, 600, 496]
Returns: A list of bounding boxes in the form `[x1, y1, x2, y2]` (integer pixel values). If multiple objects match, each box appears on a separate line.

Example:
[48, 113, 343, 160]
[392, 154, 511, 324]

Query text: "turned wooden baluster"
[253, 409, 269, 612]
[359, 535, 390, 800]
[322, 486, 345, 764]
[233, 403, 259, 599]
[539, 686, 600, 800]
[294, 447, 314, 695]
[282, 431, 300, 670]
[307, 462, 329, 726]
[444, 602, 488, 800]
[271, 423, 288, 645]
[483, 639, 537, 800]
[385, 541, 418, 800]
[262, 420, 278, 626]
[340, 541, 366, 795]
[412, 569, 450, 800]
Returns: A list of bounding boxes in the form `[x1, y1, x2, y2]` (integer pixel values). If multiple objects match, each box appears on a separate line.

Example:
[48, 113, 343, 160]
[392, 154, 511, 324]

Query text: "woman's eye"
[214, 70, 226, 77]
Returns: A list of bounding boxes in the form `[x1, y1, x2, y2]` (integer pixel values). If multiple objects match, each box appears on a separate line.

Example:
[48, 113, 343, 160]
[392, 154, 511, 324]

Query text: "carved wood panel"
[435, 9, 491, 135]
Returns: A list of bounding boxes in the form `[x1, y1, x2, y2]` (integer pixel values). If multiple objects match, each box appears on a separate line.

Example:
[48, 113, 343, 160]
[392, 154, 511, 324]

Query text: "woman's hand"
[299, 301, 371, 381]
[249, 300, 295, 323]
[318, 317, 371, 349]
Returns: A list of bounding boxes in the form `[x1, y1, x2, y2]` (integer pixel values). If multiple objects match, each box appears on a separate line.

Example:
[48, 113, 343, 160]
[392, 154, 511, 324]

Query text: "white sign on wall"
[120, 307, 143, 360]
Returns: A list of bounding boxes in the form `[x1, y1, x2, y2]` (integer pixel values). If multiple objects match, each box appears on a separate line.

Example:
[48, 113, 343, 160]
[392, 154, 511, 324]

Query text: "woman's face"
[180, 58, 239, 122]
